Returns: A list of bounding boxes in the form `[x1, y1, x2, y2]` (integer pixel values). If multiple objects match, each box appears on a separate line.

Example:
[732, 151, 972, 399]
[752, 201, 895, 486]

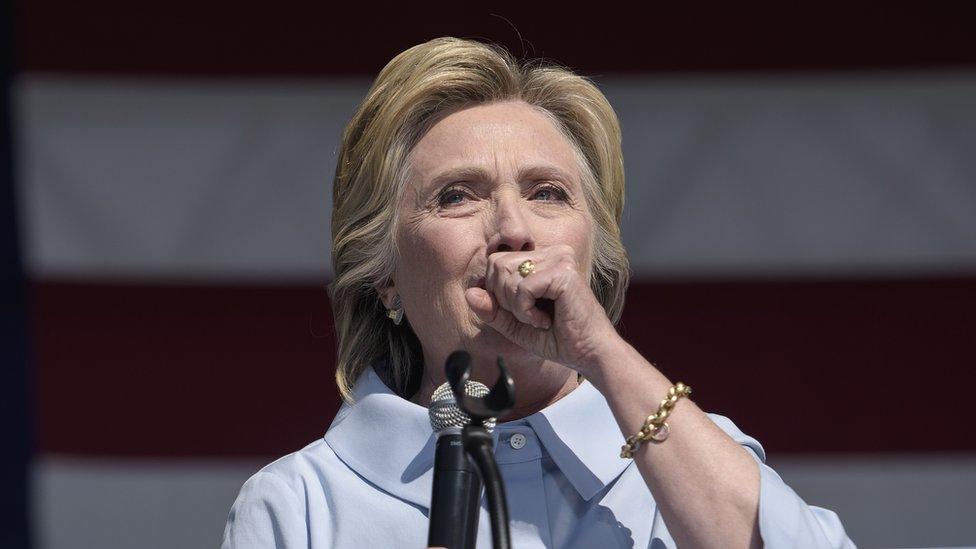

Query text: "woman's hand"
[464, 244, 619, 377]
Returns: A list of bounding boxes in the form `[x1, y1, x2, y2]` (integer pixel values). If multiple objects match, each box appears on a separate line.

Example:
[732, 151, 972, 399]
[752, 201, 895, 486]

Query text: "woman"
[222, 37, 854, 548]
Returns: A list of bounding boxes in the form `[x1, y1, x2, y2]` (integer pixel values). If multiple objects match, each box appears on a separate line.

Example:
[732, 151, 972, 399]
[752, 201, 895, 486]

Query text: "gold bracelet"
[620, 382, 692, 459]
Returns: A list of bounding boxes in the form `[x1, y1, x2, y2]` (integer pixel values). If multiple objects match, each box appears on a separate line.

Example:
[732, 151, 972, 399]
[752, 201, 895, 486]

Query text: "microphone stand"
[446, 352, 515, 549]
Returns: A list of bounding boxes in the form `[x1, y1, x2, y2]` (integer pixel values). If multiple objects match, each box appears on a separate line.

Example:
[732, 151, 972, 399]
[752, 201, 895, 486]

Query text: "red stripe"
[18, 3, 976, 75]
[33, 276, 976, 457]
[32, 280, 340, 458]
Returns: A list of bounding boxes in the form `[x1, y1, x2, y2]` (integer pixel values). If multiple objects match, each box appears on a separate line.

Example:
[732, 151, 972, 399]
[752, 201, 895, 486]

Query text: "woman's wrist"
[575, 331, 638, 391]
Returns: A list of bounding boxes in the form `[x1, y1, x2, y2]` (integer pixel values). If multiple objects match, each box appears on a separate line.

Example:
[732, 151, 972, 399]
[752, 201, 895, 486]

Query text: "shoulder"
[253, 438, 336, 488]
[235, 436, 358, 507]
[221, 438, 343, 548]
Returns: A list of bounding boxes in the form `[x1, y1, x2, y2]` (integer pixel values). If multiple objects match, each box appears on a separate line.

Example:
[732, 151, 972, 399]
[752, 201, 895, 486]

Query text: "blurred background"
[3, 2, 975, 548]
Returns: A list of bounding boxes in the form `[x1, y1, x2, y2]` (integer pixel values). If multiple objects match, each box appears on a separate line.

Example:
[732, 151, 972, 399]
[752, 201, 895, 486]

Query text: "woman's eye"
[530, 185, 568, 202]
[438, 188, 468, 206]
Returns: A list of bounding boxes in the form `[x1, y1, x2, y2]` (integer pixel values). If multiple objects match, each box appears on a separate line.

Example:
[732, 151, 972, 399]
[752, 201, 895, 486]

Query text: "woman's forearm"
[584, 338, 762, 549]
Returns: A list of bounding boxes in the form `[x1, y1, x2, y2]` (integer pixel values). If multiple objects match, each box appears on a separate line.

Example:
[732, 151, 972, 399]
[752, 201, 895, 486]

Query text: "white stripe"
[16, 72, 976, 279]
[34, 454, 976, 548]
[767, 453, 976, 547]
[16, 77, 366, 280]
[33, 456, 263, 549]
[604, 73, 976, 277]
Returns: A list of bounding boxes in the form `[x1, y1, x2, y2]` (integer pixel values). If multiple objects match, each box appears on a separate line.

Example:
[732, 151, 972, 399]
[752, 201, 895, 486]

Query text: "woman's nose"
[487, 194, 535, 254]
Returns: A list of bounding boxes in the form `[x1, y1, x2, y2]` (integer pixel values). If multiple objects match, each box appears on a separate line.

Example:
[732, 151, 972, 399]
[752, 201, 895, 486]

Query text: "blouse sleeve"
[707, 414, 858, 549]
[221, 471, 309, 549]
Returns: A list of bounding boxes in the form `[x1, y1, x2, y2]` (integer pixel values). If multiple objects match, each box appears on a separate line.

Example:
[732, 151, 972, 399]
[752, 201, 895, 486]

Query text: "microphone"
[427, 380, 496, 549]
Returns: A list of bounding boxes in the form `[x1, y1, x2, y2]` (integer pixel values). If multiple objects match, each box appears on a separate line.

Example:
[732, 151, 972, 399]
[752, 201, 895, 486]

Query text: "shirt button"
[509, 433, 527, 449]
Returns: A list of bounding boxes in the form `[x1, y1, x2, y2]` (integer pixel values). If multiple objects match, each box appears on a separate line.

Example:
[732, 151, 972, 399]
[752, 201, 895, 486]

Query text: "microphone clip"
[445, 351, 516, 426]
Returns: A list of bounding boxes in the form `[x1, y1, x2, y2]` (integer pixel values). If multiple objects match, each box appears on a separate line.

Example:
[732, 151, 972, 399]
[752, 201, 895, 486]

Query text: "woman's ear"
[376, 281, 398, 310]
[376, 281, 404, 325]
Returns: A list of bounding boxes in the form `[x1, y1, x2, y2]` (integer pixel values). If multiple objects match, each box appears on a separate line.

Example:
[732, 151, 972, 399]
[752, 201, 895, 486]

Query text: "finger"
[485, 249, 569, 326]
[466, 286, 548, 355]
[520, 258, 576, 302]
[465, 287, 497, 322]
[515, 277, 553, 329]
[483, 299, 548, 352]
[485, 252, 523, 318]
[493, 256, 550, 327]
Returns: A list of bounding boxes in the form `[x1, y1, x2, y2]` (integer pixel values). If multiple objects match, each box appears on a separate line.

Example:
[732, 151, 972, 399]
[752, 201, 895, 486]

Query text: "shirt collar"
[323, 365, 631, 509]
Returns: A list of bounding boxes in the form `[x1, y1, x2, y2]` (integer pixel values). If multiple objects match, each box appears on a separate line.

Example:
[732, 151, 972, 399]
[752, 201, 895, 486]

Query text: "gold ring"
[518, 260, 536, 277]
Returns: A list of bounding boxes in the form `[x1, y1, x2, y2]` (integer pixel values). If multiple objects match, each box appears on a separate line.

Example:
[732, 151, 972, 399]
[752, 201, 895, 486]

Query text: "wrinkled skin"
[379, 100, 618, 415]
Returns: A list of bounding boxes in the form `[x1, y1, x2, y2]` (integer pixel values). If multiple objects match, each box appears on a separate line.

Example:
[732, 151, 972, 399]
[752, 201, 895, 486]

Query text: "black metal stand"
[446, 352, 516, 549]
[463, 425, 510, 549]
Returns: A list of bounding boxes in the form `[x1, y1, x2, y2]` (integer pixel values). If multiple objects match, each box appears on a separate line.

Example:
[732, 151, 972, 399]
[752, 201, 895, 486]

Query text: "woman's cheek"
[398, 243, 464, 320]
[423, 222, 481, 272]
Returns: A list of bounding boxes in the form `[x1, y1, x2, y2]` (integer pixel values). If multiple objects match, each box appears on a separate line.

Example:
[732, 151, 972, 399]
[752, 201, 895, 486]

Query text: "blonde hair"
[329, 37, 629, 402]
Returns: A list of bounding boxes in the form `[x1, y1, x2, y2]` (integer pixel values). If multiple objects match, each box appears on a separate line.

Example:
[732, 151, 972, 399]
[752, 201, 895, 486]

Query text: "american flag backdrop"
[4, 3, 976, 548]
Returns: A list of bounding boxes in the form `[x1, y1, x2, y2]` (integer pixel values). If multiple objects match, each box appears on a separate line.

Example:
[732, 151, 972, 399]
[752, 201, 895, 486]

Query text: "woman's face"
[387, 100, 595, 376]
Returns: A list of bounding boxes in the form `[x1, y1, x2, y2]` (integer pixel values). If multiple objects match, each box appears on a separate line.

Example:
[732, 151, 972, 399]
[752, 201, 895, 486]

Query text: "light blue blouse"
[222, 366, 855, 548]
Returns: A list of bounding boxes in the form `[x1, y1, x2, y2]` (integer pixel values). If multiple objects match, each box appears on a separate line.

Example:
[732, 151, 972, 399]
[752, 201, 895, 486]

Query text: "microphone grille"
[429, 381, 496, 434]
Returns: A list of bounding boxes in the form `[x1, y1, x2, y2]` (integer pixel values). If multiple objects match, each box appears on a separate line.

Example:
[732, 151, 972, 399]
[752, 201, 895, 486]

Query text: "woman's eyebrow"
[427, 164, 576, 188]
[517, 165, 576, 185]
[428, 167, 493, 189]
